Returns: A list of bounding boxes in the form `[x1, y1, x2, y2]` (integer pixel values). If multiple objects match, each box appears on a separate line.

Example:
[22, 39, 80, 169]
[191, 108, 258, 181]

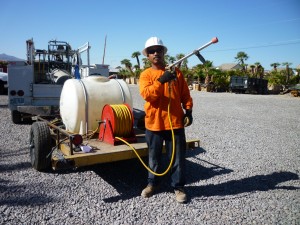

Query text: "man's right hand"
[158, 70, 177, 84]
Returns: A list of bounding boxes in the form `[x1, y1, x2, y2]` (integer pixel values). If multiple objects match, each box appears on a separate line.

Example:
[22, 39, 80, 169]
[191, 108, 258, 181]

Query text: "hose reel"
[98, 104, 137, 145]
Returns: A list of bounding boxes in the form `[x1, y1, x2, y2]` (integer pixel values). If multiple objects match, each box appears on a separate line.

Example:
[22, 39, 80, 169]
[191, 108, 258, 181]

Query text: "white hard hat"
[142, 37, 168, 56]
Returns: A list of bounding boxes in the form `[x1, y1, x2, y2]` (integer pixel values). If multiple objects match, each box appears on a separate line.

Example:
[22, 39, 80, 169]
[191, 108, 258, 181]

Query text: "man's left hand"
[183, 109, 193, 127]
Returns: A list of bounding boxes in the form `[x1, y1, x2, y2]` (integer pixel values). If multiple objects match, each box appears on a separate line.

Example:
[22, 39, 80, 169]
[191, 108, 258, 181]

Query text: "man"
[139, 37, 193, 203]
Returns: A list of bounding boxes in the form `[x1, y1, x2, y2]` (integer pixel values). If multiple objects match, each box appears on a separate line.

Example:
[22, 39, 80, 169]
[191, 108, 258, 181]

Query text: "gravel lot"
[0, 84, 299, 225]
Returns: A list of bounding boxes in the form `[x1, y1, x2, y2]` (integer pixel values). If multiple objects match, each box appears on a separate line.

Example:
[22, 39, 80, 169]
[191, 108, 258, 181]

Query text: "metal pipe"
[37, 116, 75, 155]
[37, 116, 69, 135]
[167, 37, 218, 69]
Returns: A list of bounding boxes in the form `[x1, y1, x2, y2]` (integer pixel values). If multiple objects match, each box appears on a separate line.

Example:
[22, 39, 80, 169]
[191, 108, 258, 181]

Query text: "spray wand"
[166, 37, 218, 71]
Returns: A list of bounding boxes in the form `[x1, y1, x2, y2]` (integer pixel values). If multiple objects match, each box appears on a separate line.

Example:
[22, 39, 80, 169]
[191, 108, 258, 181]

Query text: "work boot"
[141, 185, 157, 198]
[174, 188, 187, 203]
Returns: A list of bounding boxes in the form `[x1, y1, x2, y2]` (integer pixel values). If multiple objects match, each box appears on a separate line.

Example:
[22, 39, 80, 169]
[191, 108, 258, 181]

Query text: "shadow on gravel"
[0, 147, 29, 158]
[188, 171, 299, 198]
[0, 162, 32, 173]
[186, 146, 206, 157]
[0, 147, 31, 172]
[0, 178, 54, 206]
[186, 147, 233, 183]
[90, 146, 231, 203]
[91, 159, 147, 202]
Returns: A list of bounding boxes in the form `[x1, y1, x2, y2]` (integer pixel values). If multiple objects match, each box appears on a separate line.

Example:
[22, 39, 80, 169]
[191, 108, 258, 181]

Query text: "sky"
[1, 0, 299, 71]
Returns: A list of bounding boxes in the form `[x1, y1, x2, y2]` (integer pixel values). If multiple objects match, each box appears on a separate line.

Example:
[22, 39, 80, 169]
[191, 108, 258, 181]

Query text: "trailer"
[29, 112, 200, 171]
[229, 76, 268, 94]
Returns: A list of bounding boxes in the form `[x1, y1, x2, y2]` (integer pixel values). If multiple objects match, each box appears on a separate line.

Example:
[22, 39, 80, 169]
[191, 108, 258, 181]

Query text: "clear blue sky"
[1, 0, 299, 70]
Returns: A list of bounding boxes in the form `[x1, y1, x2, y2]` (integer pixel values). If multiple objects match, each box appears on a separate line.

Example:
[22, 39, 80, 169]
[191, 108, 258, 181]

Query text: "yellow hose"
[110, 105, 132, 137]
[114, 84, 176, 177]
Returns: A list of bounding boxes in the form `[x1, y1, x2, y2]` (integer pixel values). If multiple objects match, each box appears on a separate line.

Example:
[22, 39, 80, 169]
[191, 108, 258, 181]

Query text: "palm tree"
[176, 53, 187, 69]
[270, 62, 280, 71]
[294, 68, 300, 84]
[168, 56, 176, 65]
[131, 51, 141, 69]
[191, 64, 205, 84]
[282, 62, 292, 83]
[244, 64, 248, 73]
[210, 68, 229, 91]
[250, 65, 255, 76]
[133, 65, 142, 79]
[257, 64, 264, 79]
[164, 54, 170, 65]
[118, 68, 131, 79]
[142, 58, 151, 69]
[121, 59, 134, 77]
[254, 62, 261, 78]
[235, 51, 249, 72]
[202, 60, 213, 84]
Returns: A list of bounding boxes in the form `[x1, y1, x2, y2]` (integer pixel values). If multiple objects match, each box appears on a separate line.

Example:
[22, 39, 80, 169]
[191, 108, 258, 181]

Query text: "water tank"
[60, 76, 133, 134]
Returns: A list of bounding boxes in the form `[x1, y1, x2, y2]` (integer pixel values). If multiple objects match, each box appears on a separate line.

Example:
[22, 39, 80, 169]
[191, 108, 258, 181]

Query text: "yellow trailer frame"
[30, 116, 200, 171]
[53, 132, 200, 170]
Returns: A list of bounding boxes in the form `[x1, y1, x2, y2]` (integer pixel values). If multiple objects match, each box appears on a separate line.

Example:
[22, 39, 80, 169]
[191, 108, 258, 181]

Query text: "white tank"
[60, 76, 133, 135]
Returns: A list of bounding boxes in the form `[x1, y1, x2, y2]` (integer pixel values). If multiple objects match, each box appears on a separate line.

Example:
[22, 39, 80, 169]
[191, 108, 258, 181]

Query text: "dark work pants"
[145, 128, 186, 189]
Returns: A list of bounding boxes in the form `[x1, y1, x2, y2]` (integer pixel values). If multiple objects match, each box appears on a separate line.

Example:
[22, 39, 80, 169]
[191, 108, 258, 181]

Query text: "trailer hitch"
[51, 149, 75, 170]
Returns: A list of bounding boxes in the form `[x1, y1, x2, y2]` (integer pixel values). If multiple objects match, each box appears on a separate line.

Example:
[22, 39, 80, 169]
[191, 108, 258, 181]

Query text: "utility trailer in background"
[229, 76, 268, 94]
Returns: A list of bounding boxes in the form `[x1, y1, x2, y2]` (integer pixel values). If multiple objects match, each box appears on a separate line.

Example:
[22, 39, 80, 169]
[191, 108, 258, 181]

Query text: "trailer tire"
[29, 122, 52, 171]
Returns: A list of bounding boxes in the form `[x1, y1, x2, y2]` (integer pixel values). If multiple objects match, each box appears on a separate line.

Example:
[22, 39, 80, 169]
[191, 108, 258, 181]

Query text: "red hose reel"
[98, 104, 137, 145]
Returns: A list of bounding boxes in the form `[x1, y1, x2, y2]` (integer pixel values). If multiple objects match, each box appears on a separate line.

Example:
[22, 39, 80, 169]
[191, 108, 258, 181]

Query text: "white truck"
[8, 39, 109, 124]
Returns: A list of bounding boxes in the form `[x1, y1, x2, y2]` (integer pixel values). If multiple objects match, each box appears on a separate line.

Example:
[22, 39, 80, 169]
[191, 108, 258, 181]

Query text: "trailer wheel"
[29, 122, 52, 171]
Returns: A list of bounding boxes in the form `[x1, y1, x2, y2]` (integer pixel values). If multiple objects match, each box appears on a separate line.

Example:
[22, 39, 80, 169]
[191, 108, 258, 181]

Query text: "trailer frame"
[29, 113, 200, 171]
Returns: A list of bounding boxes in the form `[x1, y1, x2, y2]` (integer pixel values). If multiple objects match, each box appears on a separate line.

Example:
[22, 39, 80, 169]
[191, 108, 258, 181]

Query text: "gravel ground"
[0, 84, 299, 225]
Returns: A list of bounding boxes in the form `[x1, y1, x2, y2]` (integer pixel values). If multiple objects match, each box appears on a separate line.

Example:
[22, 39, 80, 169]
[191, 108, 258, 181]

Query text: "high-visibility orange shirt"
[139, 67, 193, 131]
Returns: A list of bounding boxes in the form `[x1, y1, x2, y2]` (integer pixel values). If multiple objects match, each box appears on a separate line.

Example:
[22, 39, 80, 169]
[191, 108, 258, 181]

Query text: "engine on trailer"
[29, 40, 77, 84]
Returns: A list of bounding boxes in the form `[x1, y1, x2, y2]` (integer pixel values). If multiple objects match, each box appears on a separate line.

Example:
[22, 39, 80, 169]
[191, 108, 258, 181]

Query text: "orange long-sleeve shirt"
[139, 67, 193, 131]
